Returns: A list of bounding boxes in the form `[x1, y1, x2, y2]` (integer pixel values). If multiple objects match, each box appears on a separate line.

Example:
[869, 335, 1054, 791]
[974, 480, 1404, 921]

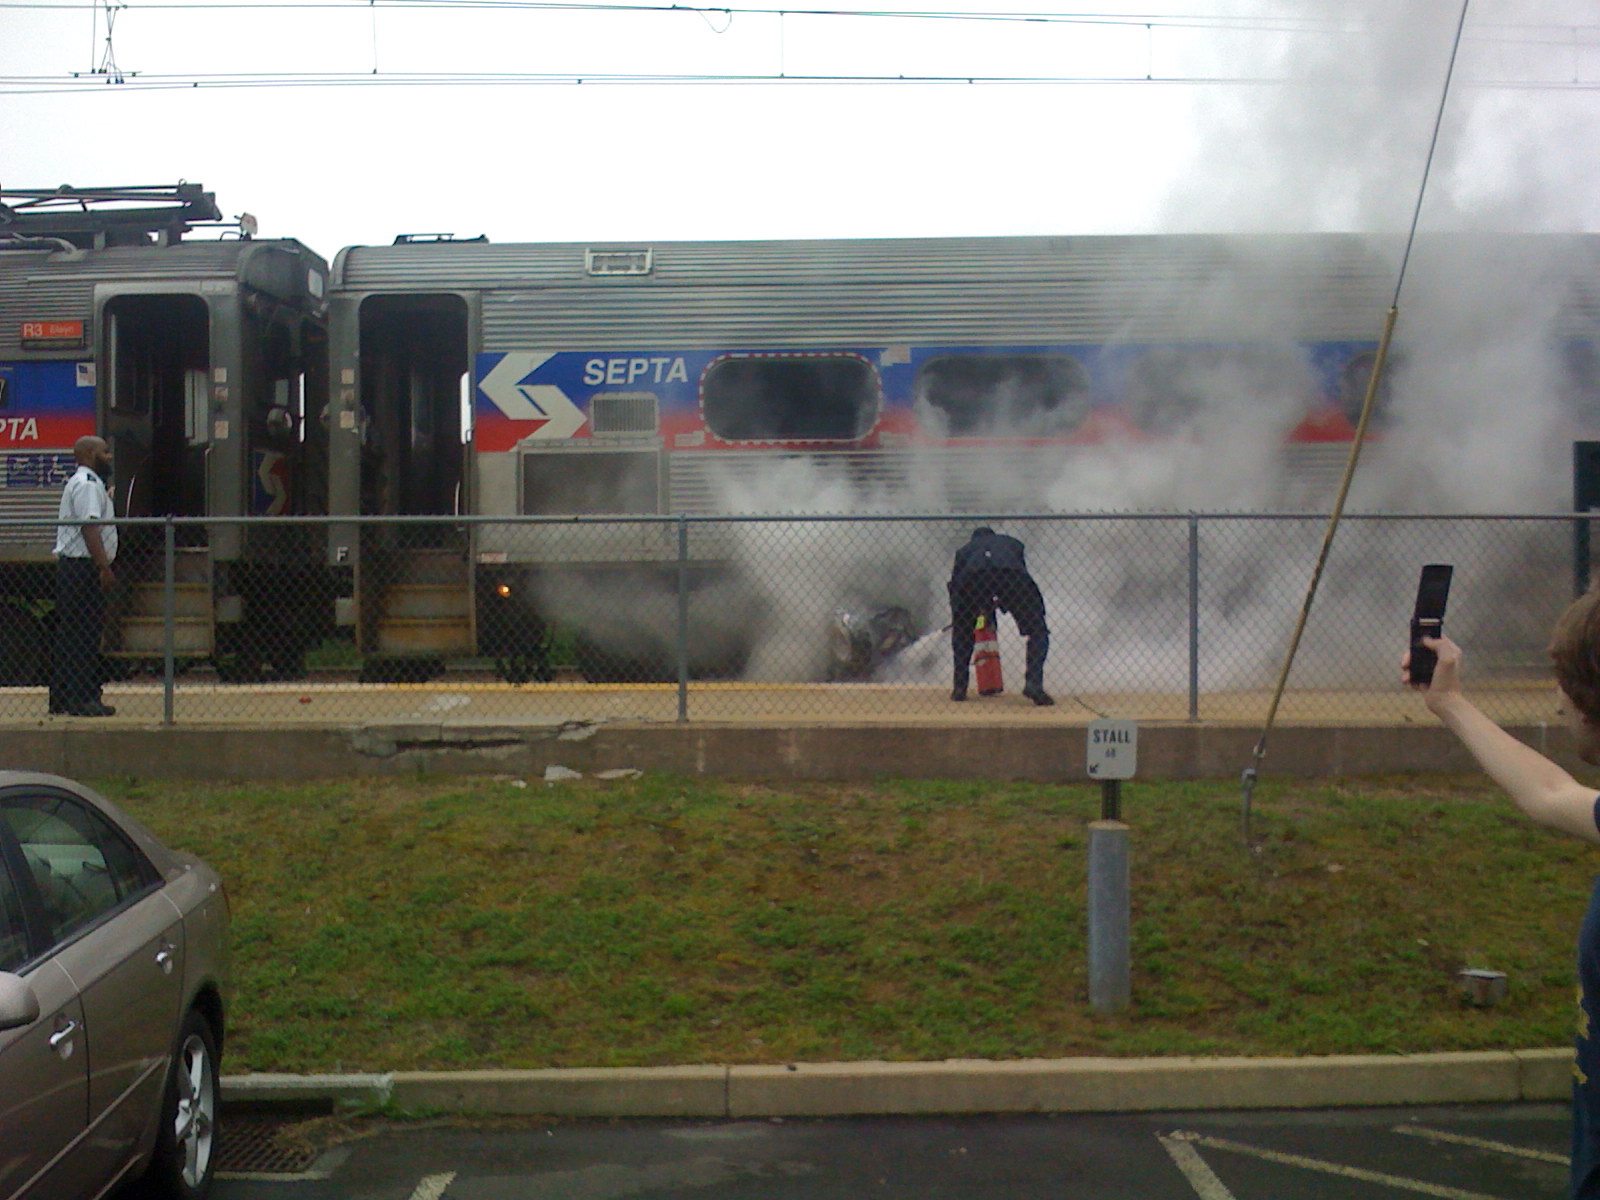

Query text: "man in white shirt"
[50, 435, 117, 717]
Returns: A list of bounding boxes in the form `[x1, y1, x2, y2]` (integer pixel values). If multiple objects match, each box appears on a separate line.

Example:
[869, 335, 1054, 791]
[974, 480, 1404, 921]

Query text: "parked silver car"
[0, 771, 230, 1200]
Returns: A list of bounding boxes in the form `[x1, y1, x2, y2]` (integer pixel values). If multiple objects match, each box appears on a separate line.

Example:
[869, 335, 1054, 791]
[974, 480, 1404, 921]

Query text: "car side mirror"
[0, 972, 41, 1032]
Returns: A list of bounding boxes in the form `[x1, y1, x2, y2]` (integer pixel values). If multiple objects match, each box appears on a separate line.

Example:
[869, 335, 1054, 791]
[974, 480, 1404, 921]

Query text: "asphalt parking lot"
[212, 1102, 1571, 1200]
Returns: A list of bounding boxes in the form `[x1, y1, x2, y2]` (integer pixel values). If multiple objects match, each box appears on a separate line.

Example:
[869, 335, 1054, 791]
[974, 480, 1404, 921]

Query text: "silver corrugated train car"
[8, 185, 1600, 686]
[324, 232, 1420, 681]
[0, 185, 333, 684]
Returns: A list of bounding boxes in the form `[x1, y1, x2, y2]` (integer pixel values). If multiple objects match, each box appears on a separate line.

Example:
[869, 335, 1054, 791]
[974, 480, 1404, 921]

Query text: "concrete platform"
[0, 676, 1567, 781]
[0, 712, 1577, 782]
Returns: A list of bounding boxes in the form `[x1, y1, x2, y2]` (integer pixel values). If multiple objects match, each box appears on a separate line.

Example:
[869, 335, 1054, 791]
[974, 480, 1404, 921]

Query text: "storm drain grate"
[214, 1116, 326, 1177]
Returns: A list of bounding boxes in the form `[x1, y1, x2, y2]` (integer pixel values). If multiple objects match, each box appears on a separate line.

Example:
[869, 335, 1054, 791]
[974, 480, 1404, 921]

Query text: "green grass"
[99, 773, 1595, 1074]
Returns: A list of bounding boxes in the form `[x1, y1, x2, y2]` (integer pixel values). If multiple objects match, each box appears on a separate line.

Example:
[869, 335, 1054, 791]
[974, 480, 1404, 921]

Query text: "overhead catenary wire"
[1238, 0, 1473, 848]
[0, 72, 1400, 94]
[0, 0, 1583, 42]
[2, 0, 1592, 93]
[6, 71, 1599, 95]
[0, 2, 1373, 24]
[0, 0, 1586, 49]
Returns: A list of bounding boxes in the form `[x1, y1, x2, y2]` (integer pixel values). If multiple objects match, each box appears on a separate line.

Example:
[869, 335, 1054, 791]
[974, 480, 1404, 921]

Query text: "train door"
[241, 303, 328, 525]
[100, 293, 210, 527]
[358, 294, 469, 523]
[98, 292, 213, 667]
[355, 294, 472, 670]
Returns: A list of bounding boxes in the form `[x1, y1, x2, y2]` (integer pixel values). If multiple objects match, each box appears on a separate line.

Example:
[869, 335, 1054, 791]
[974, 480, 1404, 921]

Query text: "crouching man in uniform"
[948, 526, 1053, 706]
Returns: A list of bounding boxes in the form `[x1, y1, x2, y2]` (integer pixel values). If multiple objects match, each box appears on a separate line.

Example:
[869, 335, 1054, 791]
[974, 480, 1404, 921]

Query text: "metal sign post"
[1086, 720, 1136, 1014]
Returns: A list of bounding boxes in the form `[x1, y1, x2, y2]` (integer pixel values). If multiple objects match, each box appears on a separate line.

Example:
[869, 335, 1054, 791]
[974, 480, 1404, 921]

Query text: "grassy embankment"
[101, 773, 1591, 1074]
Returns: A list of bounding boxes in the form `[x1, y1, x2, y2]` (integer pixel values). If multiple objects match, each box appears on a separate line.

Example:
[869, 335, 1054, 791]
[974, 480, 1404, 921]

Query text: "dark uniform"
[948, 527, 1053, 705]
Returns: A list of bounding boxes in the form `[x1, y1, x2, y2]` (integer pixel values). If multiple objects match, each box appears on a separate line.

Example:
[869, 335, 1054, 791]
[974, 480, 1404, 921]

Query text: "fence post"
[162, 518, 175, 727]
[1575, 442, 1600, 597]
[676, 515, 689, 723]
[1187, 513, 1200, 722]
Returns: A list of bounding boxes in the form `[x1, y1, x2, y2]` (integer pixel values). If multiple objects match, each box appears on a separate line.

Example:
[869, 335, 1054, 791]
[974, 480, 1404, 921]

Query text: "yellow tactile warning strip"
[4, 679, 1560, 728]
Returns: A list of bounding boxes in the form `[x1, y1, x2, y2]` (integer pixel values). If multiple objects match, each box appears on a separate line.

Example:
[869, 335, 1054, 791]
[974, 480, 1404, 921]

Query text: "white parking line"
[1159, 1134, 1240, 1200]
[1393, 1124, 1571, 1165]
[407, 1173, 456, 1200]
[1182, 1133, 1515, 1200]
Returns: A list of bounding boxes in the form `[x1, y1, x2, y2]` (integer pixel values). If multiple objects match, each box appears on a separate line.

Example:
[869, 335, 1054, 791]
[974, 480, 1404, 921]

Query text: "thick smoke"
[1159, 0, 1600, 520]
[538, 2, 1598, 697]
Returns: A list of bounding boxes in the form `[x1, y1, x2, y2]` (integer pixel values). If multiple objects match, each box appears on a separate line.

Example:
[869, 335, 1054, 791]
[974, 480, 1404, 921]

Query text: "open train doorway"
[359, 293, 469, 529]
[101, 293, 210, 529]
[97, 292, 215, 676]
[356, 293, 473, 673]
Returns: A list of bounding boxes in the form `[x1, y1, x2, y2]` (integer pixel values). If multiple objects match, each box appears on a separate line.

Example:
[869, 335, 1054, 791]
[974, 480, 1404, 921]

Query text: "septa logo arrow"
[255, 449, 289, 516]
[478, 352, 587, 441]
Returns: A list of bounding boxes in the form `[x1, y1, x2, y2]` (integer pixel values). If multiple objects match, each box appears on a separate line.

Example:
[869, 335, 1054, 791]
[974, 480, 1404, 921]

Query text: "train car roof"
[328, 231, 1600, 299]
[327, 232, 1600, 346]
[0, 238, 330, 337]
[330, 232, 1433, 292]
[0, 236, 326, 277]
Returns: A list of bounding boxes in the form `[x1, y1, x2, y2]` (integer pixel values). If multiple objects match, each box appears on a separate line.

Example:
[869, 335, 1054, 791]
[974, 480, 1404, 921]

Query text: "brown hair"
[1549, 589, 1600, 723]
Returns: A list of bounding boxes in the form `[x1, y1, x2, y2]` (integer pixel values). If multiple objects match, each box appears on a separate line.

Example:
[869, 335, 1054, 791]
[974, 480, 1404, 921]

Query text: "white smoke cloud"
[534, 2, 1600, 694]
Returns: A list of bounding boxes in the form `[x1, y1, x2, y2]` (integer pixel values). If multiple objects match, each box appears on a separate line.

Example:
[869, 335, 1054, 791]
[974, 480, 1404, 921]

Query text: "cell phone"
[1408, 564, 1454, 685]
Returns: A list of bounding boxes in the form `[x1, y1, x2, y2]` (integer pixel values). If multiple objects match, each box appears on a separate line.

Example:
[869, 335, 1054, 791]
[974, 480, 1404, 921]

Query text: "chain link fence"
[0, 513, 1580, 728]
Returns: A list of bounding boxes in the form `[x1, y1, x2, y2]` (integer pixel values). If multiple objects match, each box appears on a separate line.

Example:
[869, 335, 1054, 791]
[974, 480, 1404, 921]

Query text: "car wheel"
[141, 1009, 219, 1199]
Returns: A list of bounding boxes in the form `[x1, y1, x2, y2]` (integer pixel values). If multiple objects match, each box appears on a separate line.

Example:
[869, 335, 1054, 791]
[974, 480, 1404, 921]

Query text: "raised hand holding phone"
[1408, 564, 1453, 685]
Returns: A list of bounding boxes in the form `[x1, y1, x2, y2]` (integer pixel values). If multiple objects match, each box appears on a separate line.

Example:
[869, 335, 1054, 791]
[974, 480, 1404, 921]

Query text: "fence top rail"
[14, 511, 1600, 529]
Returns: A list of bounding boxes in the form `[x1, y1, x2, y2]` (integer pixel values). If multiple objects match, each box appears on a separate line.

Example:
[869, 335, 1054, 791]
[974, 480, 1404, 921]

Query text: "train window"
[105, 294, 208, 417]
[0, 374, 8, 409]
[1337, 349, 1398, 428]
[250, 319, 302, 445]
[914, 355, 1092, 436]
[1558, 339, 1600, 423]
[183, 369, 208, 445]
[701, 355, 879, 442]
[1122, 345, 1314, 435]
[522, 450, 659, 515]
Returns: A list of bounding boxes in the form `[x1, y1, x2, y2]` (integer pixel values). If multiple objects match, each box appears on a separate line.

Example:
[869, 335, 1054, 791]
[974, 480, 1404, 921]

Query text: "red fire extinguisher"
[973, 613, 1004, 696]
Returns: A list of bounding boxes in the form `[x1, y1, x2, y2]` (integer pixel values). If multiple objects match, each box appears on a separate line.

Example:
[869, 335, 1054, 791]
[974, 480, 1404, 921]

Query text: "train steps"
[368, 550, 474, 657]
[112, 549, 215, 657]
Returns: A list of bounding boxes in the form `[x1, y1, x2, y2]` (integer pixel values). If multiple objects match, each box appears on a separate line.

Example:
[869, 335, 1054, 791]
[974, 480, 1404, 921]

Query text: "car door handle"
[155, 943, 176, 975]
[49, 1018, 78, 1058]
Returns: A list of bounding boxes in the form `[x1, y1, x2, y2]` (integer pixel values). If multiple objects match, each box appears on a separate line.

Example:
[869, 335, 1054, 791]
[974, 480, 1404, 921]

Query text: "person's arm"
[1407, 635, 1600, 844]
[81, 525, 114, 589]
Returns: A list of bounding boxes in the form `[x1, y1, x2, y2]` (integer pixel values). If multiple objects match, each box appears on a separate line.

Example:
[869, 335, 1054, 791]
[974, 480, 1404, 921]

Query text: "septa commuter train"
[0, 185, 331, 685]
[2, 183, 1597, 685]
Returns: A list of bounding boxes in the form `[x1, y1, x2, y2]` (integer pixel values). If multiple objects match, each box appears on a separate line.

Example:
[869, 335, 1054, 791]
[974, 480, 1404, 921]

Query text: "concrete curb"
[223, 1049, 1573, 1118]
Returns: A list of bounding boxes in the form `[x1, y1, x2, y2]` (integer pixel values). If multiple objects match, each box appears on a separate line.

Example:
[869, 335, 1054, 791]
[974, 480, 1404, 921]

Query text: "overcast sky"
[3, 0, 1599, 258]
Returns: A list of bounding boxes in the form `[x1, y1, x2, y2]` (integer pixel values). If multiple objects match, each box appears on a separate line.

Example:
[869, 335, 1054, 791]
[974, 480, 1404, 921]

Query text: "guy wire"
[1240, 0, 1472, 846]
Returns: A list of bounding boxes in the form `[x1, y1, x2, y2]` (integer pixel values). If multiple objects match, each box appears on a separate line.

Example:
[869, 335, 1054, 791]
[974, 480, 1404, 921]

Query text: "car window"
[0, 857, 27, 972]
[2, 794, 153, 946]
